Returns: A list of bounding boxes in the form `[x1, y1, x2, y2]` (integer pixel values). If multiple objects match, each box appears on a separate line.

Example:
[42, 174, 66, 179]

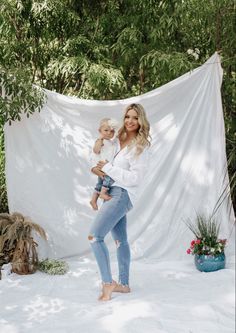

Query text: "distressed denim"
[89, 186, 133, 285]
[94, 175, 114, 192]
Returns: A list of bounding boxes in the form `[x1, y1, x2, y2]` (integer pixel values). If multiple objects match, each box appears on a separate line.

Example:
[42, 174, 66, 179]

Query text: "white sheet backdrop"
[4, 53, 235, 259]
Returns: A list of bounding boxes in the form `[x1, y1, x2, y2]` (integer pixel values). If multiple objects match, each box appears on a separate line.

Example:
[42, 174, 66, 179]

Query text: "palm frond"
[0, 212, 47, 275]
[23, 219, 47, 240]
[0, 213, 14, 234]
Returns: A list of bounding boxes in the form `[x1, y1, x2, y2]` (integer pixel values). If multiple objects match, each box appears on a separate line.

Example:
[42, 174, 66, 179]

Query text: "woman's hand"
[97, 160, 108, 170]
[91, 167, 105, 178]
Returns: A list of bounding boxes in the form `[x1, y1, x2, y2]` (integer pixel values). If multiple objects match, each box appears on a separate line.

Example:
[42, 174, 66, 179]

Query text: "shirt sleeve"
[101, 148, 150, 187]
[89, 150, 99, 169]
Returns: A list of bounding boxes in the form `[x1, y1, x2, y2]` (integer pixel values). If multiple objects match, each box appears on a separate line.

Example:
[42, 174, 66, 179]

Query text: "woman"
[89, 103, 151, 301]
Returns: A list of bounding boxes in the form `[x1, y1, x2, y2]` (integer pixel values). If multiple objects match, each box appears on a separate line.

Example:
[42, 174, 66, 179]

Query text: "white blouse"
[101, 140, 150, 205]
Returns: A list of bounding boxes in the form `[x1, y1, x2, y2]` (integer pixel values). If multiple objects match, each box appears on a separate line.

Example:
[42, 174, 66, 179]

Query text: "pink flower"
[187, 249, 191, 254]
[190, 240, 195, 246]
[195, 239, 201, 244]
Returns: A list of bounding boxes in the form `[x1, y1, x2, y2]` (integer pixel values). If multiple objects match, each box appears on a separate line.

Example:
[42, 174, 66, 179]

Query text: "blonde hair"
[99, 118, 119, 130]
[118, 103, 151, 155]
[99, 118, 111, 129]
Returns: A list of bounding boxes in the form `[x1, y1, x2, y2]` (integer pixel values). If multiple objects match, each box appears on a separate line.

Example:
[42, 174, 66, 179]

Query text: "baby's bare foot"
[90, 200, 98, 210]
[99, 193, 112, 201]
[98, 281, 117, 301]
[113, 284, 131, 293]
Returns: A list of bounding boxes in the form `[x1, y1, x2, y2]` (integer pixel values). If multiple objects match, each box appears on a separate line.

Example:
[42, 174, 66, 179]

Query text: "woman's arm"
[91, 166, 106, 178]
[99, 148, 150, 187]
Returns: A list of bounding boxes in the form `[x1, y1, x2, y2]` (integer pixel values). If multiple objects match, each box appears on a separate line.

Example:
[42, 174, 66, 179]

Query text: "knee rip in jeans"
[88, 234, 97, 243]
[115, 240, 121, 248]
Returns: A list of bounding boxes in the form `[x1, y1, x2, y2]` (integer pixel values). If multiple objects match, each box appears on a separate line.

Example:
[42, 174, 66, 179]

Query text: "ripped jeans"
[88, 186, 133, 286]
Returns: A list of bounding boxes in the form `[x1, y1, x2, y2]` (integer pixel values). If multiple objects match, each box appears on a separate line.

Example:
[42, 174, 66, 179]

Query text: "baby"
[90, 118, 119, 210]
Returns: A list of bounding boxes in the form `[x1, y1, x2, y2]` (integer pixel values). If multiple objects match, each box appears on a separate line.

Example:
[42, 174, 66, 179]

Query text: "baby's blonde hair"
[99, 118, 119, 130]
[119, 103, 151, 155]
[99, 118, 111, 129]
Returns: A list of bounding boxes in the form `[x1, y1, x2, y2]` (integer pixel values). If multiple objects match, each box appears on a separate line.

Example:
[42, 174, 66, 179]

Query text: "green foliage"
[0, 0, 235, 212]
[187, 215, 220, 243]
[0, 67, 45, 124]
[38, 258, 69, 275]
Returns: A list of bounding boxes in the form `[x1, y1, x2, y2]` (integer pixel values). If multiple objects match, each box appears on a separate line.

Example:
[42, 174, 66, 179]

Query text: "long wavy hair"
[118, 103, 151, 155]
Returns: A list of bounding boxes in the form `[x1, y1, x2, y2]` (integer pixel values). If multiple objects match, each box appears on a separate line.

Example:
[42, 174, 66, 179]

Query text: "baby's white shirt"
[91, 138, 118, 165]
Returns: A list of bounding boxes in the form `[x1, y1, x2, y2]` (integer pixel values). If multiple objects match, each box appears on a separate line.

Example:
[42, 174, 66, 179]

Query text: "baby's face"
[100, 125, 115, 140]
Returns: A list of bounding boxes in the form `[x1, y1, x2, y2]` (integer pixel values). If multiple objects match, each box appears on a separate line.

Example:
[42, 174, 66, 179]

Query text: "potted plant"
[186, 214, 227, 272]
[0, 212, 47, 278]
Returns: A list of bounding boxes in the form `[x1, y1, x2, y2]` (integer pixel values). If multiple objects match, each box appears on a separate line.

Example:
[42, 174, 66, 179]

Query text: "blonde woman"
[88, 103, 151, 301]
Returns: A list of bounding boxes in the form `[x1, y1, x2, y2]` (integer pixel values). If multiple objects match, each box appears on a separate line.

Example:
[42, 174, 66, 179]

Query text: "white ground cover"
[0, 256, 235, 333]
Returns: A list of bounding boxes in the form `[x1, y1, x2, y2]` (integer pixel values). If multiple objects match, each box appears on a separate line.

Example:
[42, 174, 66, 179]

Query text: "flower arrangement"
[186, 214, 227, 256]
[38, 258, 69, 275]
[187, 238, 227, 256]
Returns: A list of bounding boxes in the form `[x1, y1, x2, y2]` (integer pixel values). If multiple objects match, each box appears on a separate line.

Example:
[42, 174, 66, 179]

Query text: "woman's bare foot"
[113, 284, 131, 293]
[90, 200, 98, 210]
[98, 281, 118, 301]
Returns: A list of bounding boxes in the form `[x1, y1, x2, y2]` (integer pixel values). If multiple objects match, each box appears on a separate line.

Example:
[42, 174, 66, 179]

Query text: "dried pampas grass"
[0, 212, 47, 277]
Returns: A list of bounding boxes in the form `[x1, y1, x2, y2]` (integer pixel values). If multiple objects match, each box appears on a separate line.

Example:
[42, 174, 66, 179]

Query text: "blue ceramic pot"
[194, 253, 225, 272]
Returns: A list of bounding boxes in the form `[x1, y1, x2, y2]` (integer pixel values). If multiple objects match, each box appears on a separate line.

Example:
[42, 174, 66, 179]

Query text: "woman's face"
[124, 109, 140, 133]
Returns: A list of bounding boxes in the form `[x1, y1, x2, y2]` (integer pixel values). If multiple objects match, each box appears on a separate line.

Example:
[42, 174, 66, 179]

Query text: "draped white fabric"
[4, 52, 235, 259]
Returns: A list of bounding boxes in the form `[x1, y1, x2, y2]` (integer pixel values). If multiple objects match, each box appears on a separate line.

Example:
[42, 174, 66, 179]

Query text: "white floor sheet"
[0, 256, 235, 333]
